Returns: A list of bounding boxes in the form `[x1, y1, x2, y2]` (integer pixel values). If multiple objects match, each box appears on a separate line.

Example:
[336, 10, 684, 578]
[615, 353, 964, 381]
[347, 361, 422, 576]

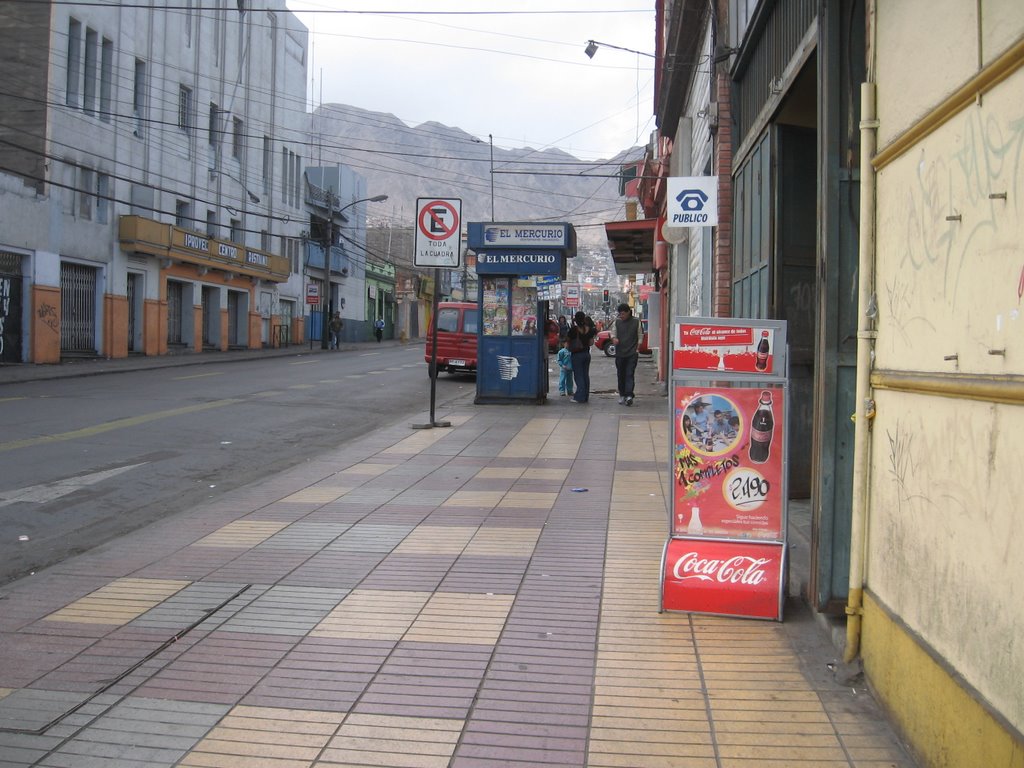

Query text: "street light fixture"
[319, 193, 389, 349]
[209, 168, 260, 203]
[584, 39, 655, 59]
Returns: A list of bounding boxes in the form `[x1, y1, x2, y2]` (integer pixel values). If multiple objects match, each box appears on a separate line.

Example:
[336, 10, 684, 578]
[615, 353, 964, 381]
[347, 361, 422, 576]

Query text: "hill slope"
[309, 103, 642, 247]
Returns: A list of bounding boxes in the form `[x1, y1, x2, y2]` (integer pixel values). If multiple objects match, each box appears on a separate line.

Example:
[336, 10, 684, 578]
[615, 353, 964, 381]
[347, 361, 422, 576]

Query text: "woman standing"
[566, 311, 596, 403]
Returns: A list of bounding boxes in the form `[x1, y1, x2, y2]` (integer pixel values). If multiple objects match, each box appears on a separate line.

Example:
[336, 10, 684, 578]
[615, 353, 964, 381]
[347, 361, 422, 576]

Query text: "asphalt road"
[0, 344, 475, 584]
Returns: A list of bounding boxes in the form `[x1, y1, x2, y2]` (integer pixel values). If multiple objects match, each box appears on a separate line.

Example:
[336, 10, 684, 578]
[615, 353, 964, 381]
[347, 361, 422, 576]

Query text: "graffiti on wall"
[37, 302, 59, 334]
[898, 109, 1023, 303]
[886, 109, 1023, 353]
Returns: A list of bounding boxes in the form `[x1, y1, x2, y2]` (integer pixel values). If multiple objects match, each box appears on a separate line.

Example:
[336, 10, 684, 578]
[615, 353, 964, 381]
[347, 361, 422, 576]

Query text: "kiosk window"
[511, 284, 537, 335]
[482, 277, 509, 335]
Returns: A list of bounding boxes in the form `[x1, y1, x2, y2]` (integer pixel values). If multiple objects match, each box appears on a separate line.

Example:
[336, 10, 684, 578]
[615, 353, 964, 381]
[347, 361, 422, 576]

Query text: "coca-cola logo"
[672, 552, 771, 586]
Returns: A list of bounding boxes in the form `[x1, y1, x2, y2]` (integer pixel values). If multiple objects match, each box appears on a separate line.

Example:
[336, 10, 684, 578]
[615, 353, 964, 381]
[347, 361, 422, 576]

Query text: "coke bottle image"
[687, 506, 704, 535]
[755, 331, 770, 371]
[748, 390, 774, 463]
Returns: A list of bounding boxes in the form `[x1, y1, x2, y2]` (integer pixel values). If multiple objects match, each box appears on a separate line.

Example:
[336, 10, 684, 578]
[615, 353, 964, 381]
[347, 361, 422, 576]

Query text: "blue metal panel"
[475, 276, 548, 403]
[328, 245, 348, 275]
[477, 335, 544, 401]
[306, 242, 325, 270]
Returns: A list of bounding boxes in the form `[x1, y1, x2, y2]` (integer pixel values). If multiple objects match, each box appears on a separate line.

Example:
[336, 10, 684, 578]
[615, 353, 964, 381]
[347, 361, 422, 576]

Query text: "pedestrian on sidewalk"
[329, 312, 344, 349]
[567, 310, 596, 403]
[374, 317, 385, 343]
[612, 303, 640, 406]
[556, 338, 574, 397]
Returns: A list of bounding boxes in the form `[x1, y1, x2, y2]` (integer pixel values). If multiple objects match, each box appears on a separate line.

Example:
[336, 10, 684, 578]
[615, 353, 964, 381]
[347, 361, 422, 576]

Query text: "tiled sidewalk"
[0, 402, 916, 767]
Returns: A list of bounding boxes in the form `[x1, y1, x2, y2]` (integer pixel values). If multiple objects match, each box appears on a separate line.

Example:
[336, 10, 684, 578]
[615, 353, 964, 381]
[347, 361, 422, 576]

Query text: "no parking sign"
[414, 198, 462, 268]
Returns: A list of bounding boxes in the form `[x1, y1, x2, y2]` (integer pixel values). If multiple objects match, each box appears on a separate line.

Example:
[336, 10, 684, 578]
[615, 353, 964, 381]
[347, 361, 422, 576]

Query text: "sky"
[284, 2, 658, 161]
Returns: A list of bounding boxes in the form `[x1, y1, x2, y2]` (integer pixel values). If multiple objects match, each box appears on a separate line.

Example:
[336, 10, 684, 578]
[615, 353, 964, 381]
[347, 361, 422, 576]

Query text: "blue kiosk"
[467, 222, 577, 404]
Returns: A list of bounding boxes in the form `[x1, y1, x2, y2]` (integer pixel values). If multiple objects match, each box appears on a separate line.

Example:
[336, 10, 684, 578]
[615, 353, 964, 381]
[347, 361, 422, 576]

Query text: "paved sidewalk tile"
[0, 393, 918, 768]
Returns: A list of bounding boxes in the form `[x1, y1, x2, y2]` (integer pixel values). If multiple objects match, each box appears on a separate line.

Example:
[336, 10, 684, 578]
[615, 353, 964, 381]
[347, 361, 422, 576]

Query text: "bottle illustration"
[748, 391, 774, 464]
[755, 331, 770, 371]
[687, 506, 704, 535]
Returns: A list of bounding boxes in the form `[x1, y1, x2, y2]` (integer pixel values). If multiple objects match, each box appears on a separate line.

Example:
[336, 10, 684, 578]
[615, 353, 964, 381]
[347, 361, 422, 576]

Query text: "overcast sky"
[284, 2, 657, 161]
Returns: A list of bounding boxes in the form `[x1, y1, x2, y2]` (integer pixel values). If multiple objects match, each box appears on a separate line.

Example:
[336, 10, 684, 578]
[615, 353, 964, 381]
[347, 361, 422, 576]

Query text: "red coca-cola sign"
[673, 323, 776, 374]
[661, 538, 784, 620]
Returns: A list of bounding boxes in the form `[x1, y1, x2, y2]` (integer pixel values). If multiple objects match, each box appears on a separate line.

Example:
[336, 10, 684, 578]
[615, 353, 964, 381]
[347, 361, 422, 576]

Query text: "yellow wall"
[868, 1, 1024, 762]
[103, 294, 129, 359]
[862, 593, 1024, 768]
[30, 284, 61, 364]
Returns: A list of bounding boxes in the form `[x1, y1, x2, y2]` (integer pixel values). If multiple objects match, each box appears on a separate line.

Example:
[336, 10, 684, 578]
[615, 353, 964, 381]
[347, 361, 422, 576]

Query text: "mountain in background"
[310, 104, 643, 250]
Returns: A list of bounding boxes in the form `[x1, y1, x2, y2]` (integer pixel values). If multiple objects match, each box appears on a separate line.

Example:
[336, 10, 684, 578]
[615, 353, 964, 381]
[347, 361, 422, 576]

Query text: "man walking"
[612, 303, 640, 406]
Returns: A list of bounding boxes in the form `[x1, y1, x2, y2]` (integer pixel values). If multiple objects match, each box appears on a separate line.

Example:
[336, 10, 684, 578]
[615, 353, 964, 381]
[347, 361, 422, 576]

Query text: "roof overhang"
[604, 218, 656, 275]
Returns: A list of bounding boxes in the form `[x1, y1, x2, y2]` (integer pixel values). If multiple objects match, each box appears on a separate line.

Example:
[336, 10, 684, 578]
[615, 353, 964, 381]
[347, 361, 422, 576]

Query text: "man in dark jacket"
[612, 303, 640, 406]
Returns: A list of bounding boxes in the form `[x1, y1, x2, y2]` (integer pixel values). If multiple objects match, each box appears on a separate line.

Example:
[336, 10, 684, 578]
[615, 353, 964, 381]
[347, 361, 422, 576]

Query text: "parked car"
[594, 320, 651, 357]
[425, 302, 478, 377]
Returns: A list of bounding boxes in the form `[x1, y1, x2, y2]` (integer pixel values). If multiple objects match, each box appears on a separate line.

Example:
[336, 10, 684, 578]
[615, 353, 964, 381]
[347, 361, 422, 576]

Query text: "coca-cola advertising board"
[660, 538, 785, 619]
[673, 321, 781, 375]
[672, 385, 786, 541]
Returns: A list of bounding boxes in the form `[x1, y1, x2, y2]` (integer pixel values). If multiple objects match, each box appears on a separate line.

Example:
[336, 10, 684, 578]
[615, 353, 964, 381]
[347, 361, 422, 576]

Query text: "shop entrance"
[60, 262, 98, 355]
[0, 253, 23, 363]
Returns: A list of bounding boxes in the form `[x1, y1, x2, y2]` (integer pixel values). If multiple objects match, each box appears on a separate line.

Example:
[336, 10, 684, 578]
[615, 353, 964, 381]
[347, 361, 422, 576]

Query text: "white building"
[0, 1, 308, 362]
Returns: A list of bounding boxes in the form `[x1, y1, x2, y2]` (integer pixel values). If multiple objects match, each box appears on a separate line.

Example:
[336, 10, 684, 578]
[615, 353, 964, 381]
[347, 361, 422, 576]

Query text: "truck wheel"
[603, 343, 616, 357]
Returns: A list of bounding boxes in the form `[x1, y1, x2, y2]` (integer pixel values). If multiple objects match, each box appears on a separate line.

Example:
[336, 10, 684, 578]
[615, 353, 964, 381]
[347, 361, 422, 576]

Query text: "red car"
[425, 302, 478, 377]
[594, 320, 650, 357]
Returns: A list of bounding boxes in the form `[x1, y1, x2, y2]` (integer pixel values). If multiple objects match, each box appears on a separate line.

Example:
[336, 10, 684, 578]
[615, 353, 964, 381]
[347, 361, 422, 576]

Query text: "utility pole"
[320, 191, 333, 349]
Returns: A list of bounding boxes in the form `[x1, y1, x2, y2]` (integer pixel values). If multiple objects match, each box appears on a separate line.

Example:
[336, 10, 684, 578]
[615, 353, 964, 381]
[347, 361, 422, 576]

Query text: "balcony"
[305, 241, 350, 276]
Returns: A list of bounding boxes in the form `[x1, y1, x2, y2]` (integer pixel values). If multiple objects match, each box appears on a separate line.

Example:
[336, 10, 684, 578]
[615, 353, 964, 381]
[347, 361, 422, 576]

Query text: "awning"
[604, 218, 656, 275]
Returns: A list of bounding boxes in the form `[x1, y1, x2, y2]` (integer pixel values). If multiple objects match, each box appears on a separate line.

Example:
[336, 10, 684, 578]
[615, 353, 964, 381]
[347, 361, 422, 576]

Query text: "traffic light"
[602, 289, 609, 303]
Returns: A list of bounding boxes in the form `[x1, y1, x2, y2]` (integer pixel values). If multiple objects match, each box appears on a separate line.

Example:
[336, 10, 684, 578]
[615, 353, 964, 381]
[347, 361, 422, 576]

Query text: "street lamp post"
[584, 39, 655, 59]
[319, 194, 388, 349]
[488, 133, 494, 222]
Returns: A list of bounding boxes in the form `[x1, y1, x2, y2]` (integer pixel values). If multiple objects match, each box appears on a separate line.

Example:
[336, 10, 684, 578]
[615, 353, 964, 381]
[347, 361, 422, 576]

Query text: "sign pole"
[411, 198, 461, 429]
[412, 267, 451, 429]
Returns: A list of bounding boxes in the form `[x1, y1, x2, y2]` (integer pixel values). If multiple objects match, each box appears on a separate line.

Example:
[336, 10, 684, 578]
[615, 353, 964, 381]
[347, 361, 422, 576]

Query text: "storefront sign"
[665, 176, 719, 227]
[474, 251, 562, 276]
[469, 222, 571, 249]
[661, 538, 784, 619]
[563, 283, 581, 308]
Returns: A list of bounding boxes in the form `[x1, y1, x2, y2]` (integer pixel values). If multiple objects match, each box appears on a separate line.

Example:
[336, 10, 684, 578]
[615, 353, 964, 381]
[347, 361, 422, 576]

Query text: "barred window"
[178, 85, 193, 131]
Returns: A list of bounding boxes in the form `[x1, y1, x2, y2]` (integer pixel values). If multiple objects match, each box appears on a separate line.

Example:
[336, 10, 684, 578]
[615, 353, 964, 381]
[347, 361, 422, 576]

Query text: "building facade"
[303, 165, 374, 345]
[647, 1, 1024, 766]
[859, 4, 1023, 766]
[0, 0, 308, 363]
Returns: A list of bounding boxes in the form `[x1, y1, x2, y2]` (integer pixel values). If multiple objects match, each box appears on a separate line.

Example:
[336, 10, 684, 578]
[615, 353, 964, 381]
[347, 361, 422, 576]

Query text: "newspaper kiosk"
[466, 222, 576, 404]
